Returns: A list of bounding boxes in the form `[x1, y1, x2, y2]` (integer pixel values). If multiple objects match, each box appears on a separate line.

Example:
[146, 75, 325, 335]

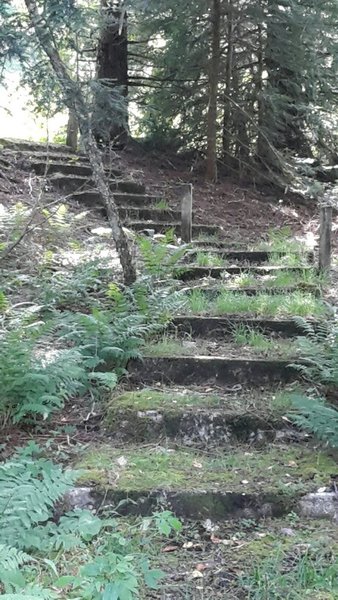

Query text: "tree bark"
[66, 109, 78, 152]
[222, 0, 234, 162]
[23, 0, 137, 285]
[95, 0, 129, 147]
[206, 0, 221, 182]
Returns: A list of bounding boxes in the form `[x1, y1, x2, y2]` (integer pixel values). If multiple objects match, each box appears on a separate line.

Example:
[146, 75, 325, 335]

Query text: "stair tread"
[76, 442, 334, 496]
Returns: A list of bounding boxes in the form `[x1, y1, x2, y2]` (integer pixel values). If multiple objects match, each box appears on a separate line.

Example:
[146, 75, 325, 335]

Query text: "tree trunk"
[66, 109, 78, 152]
[24, 0, 137, 285]
[95, 0, 129, 147]
[222, 0, 234, 162]
[206, 0, 221, 182]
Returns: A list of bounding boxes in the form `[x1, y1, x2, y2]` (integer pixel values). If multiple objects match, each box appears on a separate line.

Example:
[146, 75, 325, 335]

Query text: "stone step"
[74, 442, 335, 519]
[103, 386, 300, 446]
[118, 206, 182, 222]
[52, 175, 145, 195]
[70, 190, 160, 207]
[2, 148, 88, 163]
[128, 221, 223, 236]
[0, 138, 74, 153]
[180, 284, 320, 297]
[185, 249, 315, 264]
[29, 160, 121, 178]
[175, 265, 314, 281]
[128, 356, 299, 386]
[170, 316, 317, 338]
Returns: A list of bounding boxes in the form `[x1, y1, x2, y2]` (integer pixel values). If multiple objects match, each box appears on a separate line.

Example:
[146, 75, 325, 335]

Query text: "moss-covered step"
[70, 190, 158, 206]
[29, 160, 121, 178]
[104, 387, 298, 445]
[128, 356, 298, 386]
[74, 443, 337, 519]
[170, 316, 316, 338]
[175, 265, 314, 281]
[51, 175, 145, 195]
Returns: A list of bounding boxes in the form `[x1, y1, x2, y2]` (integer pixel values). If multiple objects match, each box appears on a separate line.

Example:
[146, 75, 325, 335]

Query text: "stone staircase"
[74, 238, 335, 526]
[1, 139, 220, 238]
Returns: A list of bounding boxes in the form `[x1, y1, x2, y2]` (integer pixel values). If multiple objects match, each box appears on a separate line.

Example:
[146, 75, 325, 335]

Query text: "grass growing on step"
[241, 542, 338, 599]
[185, 291, 327, 318]
[194, 252, 224, 267]
[255, 227, 308, 255]
[232, 324, 294, 356]
[107, 385, 299, 417]
[76, 443, 335, 494]
[154, 198, 171, 211]
[145, 331, 296, 358]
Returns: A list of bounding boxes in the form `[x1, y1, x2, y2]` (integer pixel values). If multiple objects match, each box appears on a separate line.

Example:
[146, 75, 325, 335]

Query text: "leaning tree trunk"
[206, 0, 221, 182]
[24, 0, 137, 285]
[95, 0, 129, 147]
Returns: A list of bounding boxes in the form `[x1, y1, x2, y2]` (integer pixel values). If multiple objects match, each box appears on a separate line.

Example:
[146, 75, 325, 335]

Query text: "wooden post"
[181, 184, 193, 243]
[319, 205, 332, 271]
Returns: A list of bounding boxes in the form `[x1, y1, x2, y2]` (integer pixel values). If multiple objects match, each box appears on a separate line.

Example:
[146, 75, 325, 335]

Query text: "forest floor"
[1, 140, 338, 598]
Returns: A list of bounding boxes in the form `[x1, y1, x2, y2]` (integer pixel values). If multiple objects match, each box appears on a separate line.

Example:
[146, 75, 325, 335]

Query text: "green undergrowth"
[254, 227, 311, 256]
[0, 446, 182, 599]
[185, 289, 327, 318]
[148, 517, 338, 599]
[76, 443, 335, 495]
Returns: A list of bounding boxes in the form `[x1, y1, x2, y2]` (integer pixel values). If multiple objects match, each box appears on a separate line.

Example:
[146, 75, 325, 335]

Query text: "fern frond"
[0, 545, 31, 573]
[290, 394, 338, 448]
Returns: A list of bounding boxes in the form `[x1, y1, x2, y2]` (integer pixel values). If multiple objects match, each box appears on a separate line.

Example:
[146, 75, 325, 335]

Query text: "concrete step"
[103, 385, 299, 446]
[128, 356, 299, 386]
[128, 222, 223, 236]
[29, 160, 121, 178]
[175, 265, 314, 281]
[118, 206, 182, 222]
[170, 316, 318, 338]
[0, 138, 74, 153]
[52, 175, 145, 195]
[70, 190, 160, 207]
[185, 249, 315, 264]
[74, 442, 335, 519]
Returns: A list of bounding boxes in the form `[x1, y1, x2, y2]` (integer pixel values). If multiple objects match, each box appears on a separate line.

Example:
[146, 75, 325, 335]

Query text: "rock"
[298, 491, 338, 521]
[280, 527, 296, 537]
[65, 487, 94, 510]
[139, 228, 155, 237]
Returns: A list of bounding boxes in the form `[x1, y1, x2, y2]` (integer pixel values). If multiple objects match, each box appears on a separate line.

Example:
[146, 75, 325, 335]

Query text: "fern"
[0, 454, 76, 547]
[138, 237, 187, 278]
[0, 546, 31, 573]
[292, 316, 338, 386]
[0, 330, 87, 425]
[290, 394, 338, 448]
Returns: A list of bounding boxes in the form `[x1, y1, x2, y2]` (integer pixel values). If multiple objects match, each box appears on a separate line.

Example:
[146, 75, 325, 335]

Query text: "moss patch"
[105, 386, 296, 417]
[76, 443, 337, 496]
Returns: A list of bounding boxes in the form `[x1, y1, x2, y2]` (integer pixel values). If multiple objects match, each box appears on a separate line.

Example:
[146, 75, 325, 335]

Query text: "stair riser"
[105, 410, 287, 446]
[129, 222, 222, 236]
[185, 249, 315, 264]
[53, 177, 145, 195]
[170, 317, 314, 338]
[128, 357, 298, 386]
[182, 285, 319, 296]
[118, 208, 181, 222]
[176, 266, 314, 281]
[71, 487, 295, 520]
[31, 162, 121, 178]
